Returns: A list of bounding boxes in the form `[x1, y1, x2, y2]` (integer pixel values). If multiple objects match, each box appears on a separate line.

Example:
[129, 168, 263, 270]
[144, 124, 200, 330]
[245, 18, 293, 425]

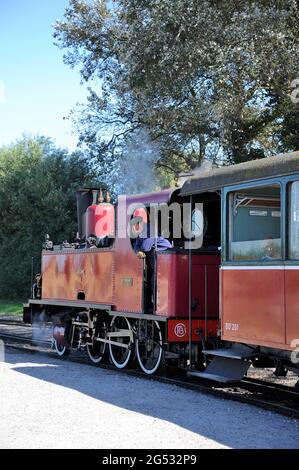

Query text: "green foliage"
[0, 301, 22, 316]
[0, 136, 96, 300]
[54, 0, 299, 185]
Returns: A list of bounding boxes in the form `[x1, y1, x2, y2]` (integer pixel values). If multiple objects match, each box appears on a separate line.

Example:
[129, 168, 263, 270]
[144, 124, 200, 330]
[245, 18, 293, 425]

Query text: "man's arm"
[133, 236, 142, 253]
[133, 237, 146, 258]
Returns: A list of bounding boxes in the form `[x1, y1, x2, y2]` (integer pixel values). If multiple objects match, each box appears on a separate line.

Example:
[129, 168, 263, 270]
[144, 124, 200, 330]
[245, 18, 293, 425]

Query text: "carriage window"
[228, 184, 281, 261]
[289, 181, 299, 259]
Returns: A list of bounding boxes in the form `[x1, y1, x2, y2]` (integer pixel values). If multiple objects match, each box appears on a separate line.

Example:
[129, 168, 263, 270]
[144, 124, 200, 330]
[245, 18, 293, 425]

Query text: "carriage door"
[285, 181, 299, 346]
[223, 183, 285, 346]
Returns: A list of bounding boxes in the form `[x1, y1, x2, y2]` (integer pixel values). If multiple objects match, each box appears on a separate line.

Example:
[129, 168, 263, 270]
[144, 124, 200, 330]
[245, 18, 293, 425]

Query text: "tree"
[54, 0, 299, 186]
[0, 136, 97, 299]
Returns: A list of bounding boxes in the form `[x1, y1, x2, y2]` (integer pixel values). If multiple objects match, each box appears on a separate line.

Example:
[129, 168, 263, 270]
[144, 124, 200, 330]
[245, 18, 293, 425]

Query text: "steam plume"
[114, 129, 160, 195]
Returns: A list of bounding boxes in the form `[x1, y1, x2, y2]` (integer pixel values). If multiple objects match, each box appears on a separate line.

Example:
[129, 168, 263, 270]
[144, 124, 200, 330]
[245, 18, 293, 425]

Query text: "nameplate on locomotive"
[122, 277, 133, 287]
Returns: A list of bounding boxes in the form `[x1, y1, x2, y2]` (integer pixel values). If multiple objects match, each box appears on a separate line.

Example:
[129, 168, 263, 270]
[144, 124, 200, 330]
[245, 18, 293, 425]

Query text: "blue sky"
[0, 0, 88, 150]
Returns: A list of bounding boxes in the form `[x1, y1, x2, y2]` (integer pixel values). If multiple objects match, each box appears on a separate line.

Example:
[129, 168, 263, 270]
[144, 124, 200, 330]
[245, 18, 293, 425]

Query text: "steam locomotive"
[24, 151, 299, 385]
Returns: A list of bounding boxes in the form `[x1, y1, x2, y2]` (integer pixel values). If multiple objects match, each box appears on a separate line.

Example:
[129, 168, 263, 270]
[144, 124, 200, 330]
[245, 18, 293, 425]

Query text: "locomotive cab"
[155, 190, 221, 358]
[128, 190, 221, 313]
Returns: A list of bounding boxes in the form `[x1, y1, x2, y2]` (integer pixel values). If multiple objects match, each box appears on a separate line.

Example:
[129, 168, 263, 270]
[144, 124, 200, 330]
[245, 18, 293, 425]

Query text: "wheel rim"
[54, 340, 69, 357]
[109, 316, 132, 369]
[136, 320, 163, 374]
[87, 318, 107, 364]
[87, 342, 106, 363]
[53, 322, 70, 357]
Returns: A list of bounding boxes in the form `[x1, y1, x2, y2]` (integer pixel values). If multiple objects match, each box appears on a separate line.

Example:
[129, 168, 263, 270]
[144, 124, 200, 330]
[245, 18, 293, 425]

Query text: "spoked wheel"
[87, 321, 107, 364]
[136, 320, 163, 375]
[87, 340, 106, 364]
[109, 316, 133, 369]
[53, 324, 70, 357]
[54, 340, 70, 357]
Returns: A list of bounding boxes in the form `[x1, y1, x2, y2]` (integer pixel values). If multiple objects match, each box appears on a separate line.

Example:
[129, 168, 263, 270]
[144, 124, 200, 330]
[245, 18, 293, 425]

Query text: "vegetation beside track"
[0, 301, 23, 316]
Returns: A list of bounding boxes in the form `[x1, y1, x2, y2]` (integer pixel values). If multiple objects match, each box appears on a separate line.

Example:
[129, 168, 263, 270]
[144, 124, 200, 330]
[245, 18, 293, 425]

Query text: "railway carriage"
[181, 151, 299, 383]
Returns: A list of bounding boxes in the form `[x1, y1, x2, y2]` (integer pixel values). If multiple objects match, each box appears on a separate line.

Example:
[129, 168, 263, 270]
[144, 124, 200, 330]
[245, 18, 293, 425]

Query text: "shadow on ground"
[4, 350, 299, 449]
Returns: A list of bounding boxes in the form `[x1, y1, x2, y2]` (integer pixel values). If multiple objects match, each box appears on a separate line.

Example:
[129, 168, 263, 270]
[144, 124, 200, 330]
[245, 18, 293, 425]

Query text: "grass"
[0, 300, 23, 316]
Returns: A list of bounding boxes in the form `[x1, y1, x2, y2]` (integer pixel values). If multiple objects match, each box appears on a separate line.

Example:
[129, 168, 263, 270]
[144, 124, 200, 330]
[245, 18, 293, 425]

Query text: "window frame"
[222, 177, 285, 265]
[286, 178, 299, 262]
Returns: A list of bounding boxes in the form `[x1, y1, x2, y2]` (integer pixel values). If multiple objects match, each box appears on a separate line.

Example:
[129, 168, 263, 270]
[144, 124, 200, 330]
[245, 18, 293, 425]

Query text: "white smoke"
[195, 159, 214, 172]
[114, 129, 160, 195]
[177, 159, 214, 187]
[32, 311, 52, 346]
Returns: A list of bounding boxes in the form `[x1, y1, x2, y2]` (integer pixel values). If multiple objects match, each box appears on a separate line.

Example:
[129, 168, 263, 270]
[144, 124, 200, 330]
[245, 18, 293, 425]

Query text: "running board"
[202, 345, 256, 360]
[188, 356, 251, 383]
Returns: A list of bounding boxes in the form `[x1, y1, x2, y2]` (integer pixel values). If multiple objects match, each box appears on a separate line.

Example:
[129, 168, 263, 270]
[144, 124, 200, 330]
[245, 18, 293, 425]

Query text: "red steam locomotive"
[24, 151, 299, 384]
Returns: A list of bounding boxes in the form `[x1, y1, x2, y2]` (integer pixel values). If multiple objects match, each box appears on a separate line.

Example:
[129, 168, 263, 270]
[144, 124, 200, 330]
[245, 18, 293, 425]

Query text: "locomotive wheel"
[136, 320, 163, 375]
[53, 323, 71, 357]
[109, 316, 133, 369]
[87, 341, 106, 364]
[87, 321, 107, 364]
[54, 340, 70, 357]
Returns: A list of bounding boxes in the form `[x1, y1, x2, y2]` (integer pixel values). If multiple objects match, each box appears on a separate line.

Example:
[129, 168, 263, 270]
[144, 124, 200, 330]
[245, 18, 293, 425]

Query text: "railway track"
[0, 321, 298, 420]
[0, 319, 29, 327]
[0, 331, 51, 348]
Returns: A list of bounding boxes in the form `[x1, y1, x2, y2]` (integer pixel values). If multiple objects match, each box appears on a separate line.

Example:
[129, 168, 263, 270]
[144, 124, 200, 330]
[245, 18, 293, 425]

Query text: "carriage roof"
[180, 151, 299, 196]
